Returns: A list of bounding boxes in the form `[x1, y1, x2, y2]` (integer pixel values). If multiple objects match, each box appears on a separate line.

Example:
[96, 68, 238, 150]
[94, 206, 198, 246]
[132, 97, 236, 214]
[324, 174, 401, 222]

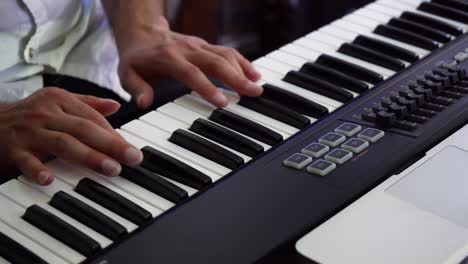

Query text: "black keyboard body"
[89, 34, 468, 264]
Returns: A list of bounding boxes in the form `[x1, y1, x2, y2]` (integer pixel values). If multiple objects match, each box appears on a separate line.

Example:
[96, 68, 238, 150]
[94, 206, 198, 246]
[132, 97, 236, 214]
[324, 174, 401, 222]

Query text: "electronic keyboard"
[1, 0, 467, 263]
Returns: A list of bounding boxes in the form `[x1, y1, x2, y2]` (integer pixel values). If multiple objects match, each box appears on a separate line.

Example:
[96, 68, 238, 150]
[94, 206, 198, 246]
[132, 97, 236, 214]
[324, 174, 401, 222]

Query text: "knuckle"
[42, 87, 68, 100]
[222, 48, 237, 60]
[159, 46, 178, 60]
[50, 134, 72, 150]
[183, 64, 202, 76]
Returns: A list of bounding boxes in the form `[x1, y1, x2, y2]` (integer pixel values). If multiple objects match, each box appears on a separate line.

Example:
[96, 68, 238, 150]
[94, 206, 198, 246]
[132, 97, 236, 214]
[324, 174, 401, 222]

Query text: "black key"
[23, 205, 101, 257]
[169, 129, 244, 170]
[406, 114, 429, 124]
[432, 0, 468, 13]
[316, 54, 383, 84]
[283, 70, 354, 103]
[0, 232, 47, 264]
[121, 165, 188, 204]
[75, 178, 152, 226]
[338, 43, 405, 72]
[374, 24, 441, 51]
[261, 83, 329, 118]
[388, 17, 452, 43]
[209, 109, 283, 146]
[401, 11, 463, 36]
[418, 2, 468, 24]
[50, 191, 127, 241]
[238, 96, 311, 129]
[299, 62, 369, 93]
[190, 118, 264, 158]
[141, 146, 212, 189]
[353, 35, 419, 63]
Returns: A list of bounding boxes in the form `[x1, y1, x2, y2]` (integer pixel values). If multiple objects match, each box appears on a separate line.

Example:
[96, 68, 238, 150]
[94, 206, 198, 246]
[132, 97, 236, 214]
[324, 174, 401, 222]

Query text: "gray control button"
[454, 52, 468, 62]
[441, 60, 458, 70]
[307, 160, 336, 176]
[358, 128, 385, 143]
[302, 143, 329, 158]
[318, 133, 346, 147]
[342, 138, 369, 154]
[325, 149, 353, 164]
[335, 123, 362, 137]
[283, 153, 313, 169]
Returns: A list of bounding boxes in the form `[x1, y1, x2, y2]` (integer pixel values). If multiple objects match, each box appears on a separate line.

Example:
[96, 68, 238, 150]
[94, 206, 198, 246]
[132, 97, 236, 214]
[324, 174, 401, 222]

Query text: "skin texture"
[0, 0, 262, 185]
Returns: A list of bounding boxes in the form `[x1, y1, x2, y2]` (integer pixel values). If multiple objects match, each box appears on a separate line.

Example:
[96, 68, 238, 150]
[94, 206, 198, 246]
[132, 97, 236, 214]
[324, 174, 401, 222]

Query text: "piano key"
[266, 50, 308, 68]
[190, 118, 264, 157]
[352, 35, 419, 63]
[0, 221, 65, 264]
[23, 205, 101, 257]
[0, 180, 112, 248]
[432, 0, 468, 13]
[141, 144, 216, 187]
[50, 191, 127, 241]
[0, 195, 85, 263]
[124, 120, 228, 179]
[261, 83, 329, 118]
[331, 19, 430, 56]
[0, 231, 47, 264]
[173, 95, 284, 146]
[19, 173, 138, 233]
[283, 71, 355, 103]
[157, 103, 252, 162]
[337, 42, 406, 71]
[238, 96, 311, 128]
[117, 130, 198, 196]
[253, 60, 342, 109]
[0, 257, 9, 264]
[75, 178, 153, 226]
[388, 17, 453, 43]
[169, 129, 244, 170]
[299, 62, 370, 93]
[290, 40, 396, 77]
[120, 165, 188, 204]
[374, 24, 441, 50]
[417, 2, 468, 24]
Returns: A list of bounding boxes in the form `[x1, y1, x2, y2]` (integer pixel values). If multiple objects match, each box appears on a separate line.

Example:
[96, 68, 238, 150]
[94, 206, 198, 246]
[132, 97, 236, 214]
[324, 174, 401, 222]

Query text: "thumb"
[121, 69, 154, 109]
[76, 95, 121, 117]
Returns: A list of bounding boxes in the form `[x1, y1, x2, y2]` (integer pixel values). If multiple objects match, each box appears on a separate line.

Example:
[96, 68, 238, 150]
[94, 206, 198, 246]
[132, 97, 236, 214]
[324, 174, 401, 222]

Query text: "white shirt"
[0, 0, 131, 103]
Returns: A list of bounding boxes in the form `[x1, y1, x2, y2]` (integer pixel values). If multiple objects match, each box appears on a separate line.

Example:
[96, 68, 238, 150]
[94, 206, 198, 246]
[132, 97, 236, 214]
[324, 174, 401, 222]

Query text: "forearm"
[101, 0, 166, 53]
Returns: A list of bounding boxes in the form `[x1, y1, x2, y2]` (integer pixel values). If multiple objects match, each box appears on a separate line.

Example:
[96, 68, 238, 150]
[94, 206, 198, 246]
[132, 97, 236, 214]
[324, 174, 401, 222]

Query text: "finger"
[202, 45, 244, 75]
[163, 56, 229, 108]
[60, 96, 115, 132]
[120, 68, 154, 109]
[47, 114, 143, 167]
[189, 49, 263, 97]
[40, 130, 123, 177]
[11, 150, 54, 185]
[75, 95, 121, 117]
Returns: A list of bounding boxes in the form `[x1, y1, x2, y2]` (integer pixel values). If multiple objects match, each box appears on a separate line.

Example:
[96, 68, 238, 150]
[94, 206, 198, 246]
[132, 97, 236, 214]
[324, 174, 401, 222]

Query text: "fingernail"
[212, 93, 228, 108]
[245, 81, 263, 94]
[37, 171, 50, 185]
[101, 159, 122, 177]
[136, 93, 145, 106]
[125, 147, 143, 165]
[250, 67, 261, 78]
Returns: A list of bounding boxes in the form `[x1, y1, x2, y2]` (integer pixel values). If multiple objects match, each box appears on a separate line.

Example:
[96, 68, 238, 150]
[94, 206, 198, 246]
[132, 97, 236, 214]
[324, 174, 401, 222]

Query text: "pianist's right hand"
[0, 87, 144, 186]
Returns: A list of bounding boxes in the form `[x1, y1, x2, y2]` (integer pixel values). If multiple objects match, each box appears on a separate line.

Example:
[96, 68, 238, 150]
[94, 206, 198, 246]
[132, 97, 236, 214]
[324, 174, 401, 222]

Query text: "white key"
[355, 7, 392, 24]
[0, 220, 67, 264]
[181, 92, 290, 139]
[254, 65, 343, 109]
[332, 19, 430, 56]
[0, 195, 85, 264]
[157, 103, 252, 162]
[266, 50, 308, 68]
[18, 174, 138, 233]
[0, 180, 112, 248]
[0, 257, 10, 264]
[117, 130, 199, 197]
[122, 119, 227, 179]
[173, 96, 271, 150]
[122, 118, 227, 176]
[48, 161, 162, 218]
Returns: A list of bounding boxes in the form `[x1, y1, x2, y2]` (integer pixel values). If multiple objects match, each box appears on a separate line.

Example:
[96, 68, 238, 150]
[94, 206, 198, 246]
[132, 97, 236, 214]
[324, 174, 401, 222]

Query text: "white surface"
[296, 123, 468, 264]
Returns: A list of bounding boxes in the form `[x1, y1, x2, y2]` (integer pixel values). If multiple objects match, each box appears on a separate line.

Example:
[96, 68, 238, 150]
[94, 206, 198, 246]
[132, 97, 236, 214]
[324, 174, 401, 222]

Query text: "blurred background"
[169, 0, 373, 60]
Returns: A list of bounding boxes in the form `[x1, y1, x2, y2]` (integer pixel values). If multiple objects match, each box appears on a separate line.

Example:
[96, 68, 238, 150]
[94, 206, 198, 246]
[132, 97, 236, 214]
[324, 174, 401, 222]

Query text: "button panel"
[283, 123, 384, 177]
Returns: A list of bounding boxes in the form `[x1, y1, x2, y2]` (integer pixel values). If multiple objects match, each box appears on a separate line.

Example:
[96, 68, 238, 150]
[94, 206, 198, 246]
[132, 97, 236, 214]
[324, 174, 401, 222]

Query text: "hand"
[117, 17, 263, 109]
[0, 88, 144, 185]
